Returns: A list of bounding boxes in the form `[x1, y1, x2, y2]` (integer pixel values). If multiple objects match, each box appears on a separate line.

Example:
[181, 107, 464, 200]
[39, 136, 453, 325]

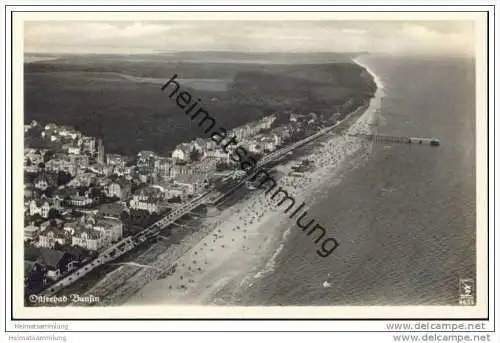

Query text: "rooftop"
[25, 246, 66, 267]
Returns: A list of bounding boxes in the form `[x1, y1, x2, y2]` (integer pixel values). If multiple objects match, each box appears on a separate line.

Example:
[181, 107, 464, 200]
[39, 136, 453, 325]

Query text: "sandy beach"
[121, 59, 386, 305]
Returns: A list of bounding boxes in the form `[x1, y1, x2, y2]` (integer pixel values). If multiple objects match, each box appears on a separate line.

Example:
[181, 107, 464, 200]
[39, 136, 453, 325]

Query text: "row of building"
[170, 114, 277, 164]
[22, 113, 288, 292]
[25, 214, 123, 252]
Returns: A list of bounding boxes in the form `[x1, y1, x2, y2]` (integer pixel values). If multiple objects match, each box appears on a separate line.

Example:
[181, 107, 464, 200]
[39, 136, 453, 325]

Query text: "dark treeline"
[24, 56, 375, 156]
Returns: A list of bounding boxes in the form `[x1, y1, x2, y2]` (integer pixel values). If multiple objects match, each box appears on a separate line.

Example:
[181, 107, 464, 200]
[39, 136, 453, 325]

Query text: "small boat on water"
[322, 273, 333, 288]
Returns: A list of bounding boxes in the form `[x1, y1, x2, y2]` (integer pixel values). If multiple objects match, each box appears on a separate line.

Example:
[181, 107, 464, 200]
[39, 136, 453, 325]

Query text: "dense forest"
[24, 53, 376, 156]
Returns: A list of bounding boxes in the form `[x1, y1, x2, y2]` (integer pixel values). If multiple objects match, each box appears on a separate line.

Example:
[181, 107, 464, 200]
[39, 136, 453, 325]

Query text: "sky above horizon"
[24, 20, 476, 56]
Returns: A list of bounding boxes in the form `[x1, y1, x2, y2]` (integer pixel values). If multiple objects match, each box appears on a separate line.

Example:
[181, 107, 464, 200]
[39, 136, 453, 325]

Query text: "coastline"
[226, 57, 386, 303]
[119, 59, 385, 305]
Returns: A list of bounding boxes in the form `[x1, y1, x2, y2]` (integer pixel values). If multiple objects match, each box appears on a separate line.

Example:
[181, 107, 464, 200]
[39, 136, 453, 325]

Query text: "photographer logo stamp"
[459, 278, 475, 306]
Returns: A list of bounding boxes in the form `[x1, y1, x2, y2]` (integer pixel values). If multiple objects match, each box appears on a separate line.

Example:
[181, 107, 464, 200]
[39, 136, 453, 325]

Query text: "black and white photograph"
[6, 8, 493, 326]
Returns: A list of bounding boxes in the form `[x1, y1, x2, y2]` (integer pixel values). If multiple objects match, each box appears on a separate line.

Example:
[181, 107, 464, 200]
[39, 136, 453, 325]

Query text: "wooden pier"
[355, 134, 440, 146]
